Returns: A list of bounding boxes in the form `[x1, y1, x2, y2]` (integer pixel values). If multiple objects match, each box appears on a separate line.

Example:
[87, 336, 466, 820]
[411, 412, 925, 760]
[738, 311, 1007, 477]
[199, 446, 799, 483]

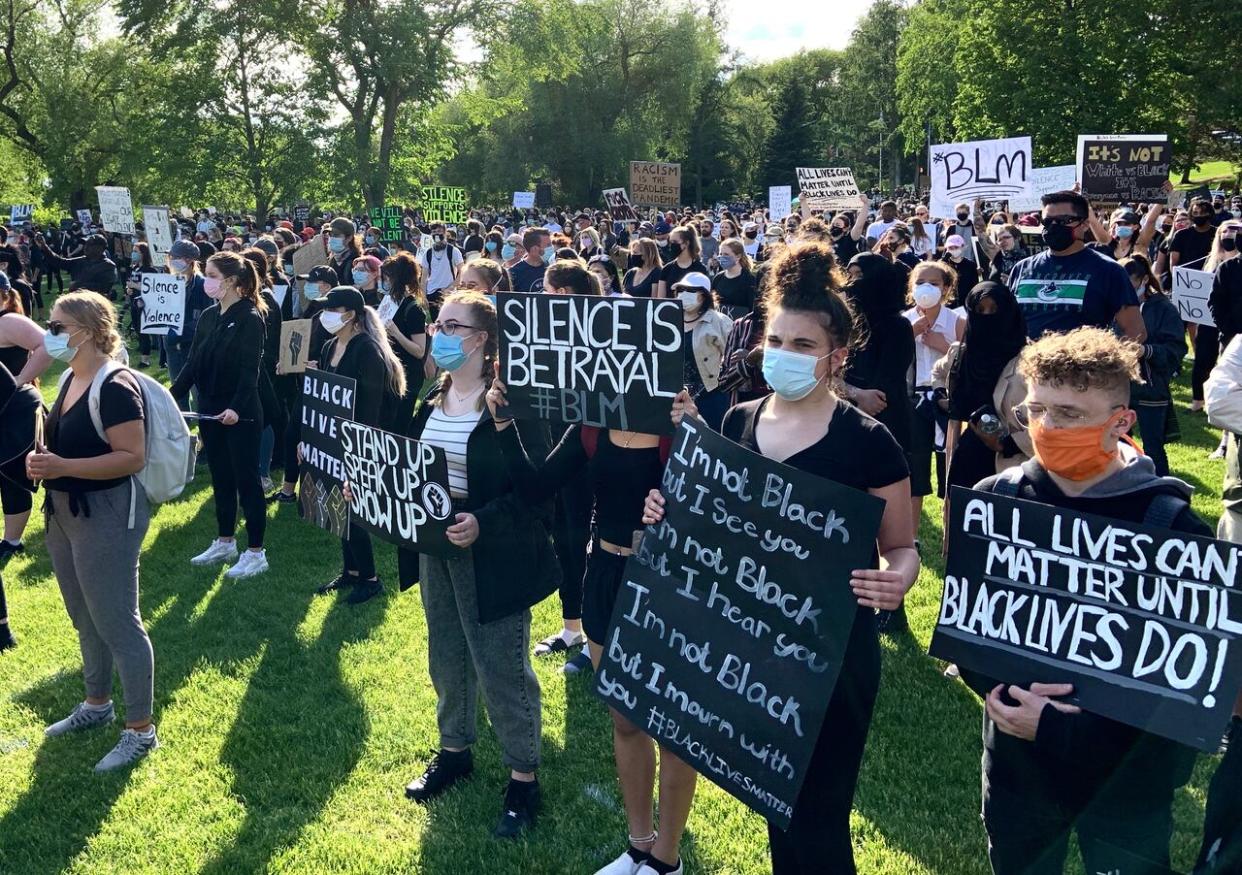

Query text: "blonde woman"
[623, 239, 662, 299]
[710, 238, 758, 318]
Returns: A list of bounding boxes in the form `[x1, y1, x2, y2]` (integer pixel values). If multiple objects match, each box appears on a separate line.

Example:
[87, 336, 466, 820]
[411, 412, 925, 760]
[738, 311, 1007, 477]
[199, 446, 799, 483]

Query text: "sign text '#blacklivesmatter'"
[498, 293, 683, 435]
[596, 420, 884, 827]
[931, 487, 1242, 751]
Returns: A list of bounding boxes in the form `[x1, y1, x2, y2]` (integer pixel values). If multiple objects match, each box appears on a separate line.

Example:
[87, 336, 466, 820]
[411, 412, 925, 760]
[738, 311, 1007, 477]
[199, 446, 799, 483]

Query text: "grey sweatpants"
[420, 548, 542, 773]
[45, 481, 154, 722]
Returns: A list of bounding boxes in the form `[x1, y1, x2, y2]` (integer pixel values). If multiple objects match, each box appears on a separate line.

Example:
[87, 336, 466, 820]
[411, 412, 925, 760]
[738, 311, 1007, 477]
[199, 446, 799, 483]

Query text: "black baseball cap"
[324, 285, 365, 316]
[304, 265, 339, 286]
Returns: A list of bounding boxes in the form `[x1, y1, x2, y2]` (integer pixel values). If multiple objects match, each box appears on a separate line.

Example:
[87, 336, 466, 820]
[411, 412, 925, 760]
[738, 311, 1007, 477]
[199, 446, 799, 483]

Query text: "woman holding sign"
[124, 242, 157, 368]
[643, 242, 920, 875]
[379, 252, 428, 434]
[485, 373, 700, 875]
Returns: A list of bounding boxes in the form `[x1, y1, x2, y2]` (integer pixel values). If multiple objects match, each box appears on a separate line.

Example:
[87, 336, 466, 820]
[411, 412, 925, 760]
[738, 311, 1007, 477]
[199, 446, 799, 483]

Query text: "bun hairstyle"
[434, 290, 498, 411]
[760, 241, 856, 353]
[208, 250, 267, 314]
[54, 290, 122, 357]
[382, 251, 427, 308]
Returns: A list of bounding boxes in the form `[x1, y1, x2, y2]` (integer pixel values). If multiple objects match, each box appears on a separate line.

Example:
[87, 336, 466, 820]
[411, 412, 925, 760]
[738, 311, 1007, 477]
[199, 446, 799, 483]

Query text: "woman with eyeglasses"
[975, 223, 1029, 286]
[642, 242, 919, 875]
[25, 292, 158, 770]
[399, 292, 555, 841]
[588, 254, 623, 297]
[171, 252, 271, 580]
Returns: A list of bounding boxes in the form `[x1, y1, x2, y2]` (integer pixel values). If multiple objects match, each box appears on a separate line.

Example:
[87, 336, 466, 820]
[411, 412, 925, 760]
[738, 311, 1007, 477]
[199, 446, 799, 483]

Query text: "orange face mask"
[1029, 418, 1126, 481]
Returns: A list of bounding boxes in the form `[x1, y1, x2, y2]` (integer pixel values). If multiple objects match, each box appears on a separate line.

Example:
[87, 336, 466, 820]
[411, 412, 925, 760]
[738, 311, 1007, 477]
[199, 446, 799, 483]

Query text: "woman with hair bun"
[641, 242, 920, 875]
[171, 250, 270, 579]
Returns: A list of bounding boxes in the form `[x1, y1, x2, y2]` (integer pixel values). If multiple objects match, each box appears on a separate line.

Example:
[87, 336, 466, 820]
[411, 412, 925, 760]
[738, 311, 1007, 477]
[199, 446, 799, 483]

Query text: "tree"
[837, 0, 907, 189]
[758, 76, 818, 193]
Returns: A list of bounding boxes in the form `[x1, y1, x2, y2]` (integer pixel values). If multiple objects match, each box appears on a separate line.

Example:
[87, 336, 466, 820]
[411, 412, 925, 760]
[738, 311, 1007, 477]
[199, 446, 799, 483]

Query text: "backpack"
[58, 361, 196, 504]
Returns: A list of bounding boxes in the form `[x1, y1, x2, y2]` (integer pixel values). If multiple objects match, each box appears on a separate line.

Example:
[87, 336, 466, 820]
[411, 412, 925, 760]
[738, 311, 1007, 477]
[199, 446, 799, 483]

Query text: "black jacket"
[170, 300, 265, 418]
[1131, 292, 1186, 403]
[42, 250, 117, 295]
[1210, 257, 1242, 343]
[320, 332, 391, 428]
[399, 387, 560, 623]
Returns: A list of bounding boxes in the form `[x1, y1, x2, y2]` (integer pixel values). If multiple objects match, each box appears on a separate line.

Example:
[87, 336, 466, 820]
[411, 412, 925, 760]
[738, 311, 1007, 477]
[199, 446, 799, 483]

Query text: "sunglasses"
[1042, 216, 1084, 228]
[46, 320, 79, 336]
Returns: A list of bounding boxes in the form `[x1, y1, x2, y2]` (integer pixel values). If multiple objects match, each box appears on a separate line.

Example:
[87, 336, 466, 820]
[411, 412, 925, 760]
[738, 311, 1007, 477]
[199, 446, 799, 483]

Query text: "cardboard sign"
[139, 274, 186, 335]
[9, 204, 32, 226]
[597, 419, 885, 827]
[630, 161, 682, 207]
[338, 421, 456, 555]
[142, 206, 172, 267]
[75, 208, 92, 226]
[603, 188, 639, 221]
[419, 185, 468, 225]
[1007, 165, 1077, 213]
[298, 368, 355, 537]
[279, 319, 313, 374]
[95, 186, 136, 235]
[929, 137, 1033, 219]
[497, 292, 683, 435]
[768, 186, 792, 221]
[1077, 134, 1169, 203]
[1172, 267, 1215, 327]
[931, 487, 1242, 752]
[795, 168, 860, 211]
[513, 191, 536, 209]
[291, 235, 328, 302]
[368, 205, 403, 245]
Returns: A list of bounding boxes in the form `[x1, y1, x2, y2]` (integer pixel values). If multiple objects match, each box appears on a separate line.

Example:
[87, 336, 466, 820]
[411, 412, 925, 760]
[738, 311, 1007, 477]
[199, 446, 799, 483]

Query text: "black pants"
[0, 470, 33, 516]
[341, 522, 375, 580]
[552, 475, 592, 622]
[0, 571, 7, 620]
[128, 299, 151, 356]
[283, 401, 303, 485]
[1135, 402, 1171, 476]
[1193, 326, 1220, 402]
[201, 418, 266, 549]
[769, 612, 879, 874]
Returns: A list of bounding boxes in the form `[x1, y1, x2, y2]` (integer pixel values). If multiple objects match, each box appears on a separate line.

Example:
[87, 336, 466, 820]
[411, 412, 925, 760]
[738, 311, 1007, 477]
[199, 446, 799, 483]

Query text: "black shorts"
[581, 546, 629, 644]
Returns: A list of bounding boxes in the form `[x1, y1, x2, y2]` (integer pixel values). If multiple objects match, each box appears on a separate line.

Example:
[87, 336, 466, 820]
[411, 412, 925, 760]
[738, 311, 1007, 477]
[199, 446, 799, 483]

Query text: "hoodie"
[963, 447, 1211, 801]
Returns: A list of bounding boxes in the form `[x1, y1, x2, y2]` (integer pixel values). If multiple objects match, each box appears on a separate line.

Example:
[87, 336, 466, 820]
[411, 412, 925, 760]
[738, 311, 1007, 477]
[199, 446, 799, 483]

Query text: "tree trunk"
[373, 87, 402, 209]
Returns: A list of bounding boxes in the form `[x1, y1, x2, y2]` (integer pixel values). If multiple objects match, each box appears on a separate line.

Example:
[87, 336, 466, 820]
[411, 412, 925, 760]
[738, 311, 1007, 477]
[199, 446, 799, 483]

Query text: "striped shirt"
[423, 406, 481, 498]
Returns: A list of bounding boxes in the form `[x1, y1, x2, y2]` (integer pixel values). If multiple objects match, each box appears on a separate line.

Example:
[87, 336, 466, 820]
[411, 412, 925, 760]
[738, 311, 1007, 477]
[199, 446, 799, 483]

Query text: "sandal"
[534, 631, 585, 656]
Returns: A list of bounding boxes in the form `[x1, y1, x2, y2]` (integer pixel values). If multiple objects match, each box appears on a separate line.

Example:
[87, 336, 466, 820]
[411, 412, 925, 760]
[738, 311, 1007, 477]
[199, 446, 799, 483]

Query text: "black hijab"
[845, 252, 906, 322]
[947, 281, 1026, 420]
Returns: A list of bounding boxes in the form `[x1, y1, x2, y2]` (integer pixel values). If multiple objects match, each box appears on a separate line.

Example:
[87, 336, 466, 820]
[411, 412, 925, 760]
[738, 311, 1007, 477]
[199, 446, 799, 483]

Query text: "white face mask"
[677, 291, 701, 311]
[319, 311, 351, 334]
[913, 282, 943, 309]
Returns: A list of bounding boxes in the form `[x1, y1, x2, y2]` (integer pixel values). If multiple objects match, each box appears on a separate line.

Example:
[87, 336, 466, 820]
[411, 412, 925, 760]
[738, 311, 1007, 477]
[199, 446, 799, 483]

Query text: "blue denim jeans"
[163, 336, 196, 412]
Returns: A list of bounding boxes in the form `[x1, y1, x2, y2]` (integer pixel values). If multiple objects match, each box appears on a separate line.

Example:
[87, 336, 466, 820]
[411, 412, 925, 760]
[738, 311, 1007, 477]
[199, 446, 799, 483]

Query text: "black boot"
[494, 777, 540, 838]
[406, 749, 474, 803]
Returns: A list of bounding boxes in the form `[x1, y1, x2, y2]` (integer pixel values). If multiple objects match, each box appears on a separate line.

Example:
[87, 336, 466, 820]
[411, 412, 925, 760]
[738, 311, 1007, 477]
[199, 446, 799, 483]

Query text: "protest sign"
[603, 188, 639, 221]
[95, 186, 136, 235]
[368, 205, 403, 244]
[1008, 165, 1077, 213]
[768, 186, 792, 221]
[338, 421, 456, 556]
[1172, 267, 1215, 328]
[142, 206, 172, 267]
[376, 295, 399, 325]
[291, 235, 328, 301]
[630, 161, 682, 207]
[795, 168, 860, 211]
[9, 204, 32, 226]
[513, 191, 536, 209]
[279, 319, 313, 374]
[929, 137, 1032, 219]
[498, 292, 683, 435]
[597, 419, 884, 827]
[138, 274, 186, 335]
[298, 368, 355, 537]
[1182, 185, 1212, 209]
[536, 183, 553, 208]
[419, 185, 468, 225]
[294, 203, 311, 225]
[1077, 134, 1169, 203]
[75, 208, 92, 226]
[930, 487, 1242, 751]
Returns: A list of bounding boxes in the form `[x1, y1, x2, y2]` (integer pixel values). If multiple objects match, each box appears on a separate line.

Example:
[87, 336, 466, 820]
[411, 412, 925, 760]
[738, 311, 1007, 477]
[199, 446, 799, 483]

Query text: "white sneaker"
[636, 863, 681, 875]
[191, 539, 238, 566]
[45, 701, 115, 737]
[94, 727, 159, 772]
[225, 549, 269, 579]
[594, 849, 648, 875]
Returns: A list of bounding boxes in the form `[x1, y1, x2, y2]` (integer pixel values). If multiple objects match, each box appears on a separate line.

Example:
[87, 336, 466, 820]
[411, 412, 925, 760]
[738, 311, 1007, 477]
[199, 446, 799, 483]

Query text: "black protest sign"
[294, 203, 311, 224]
[297, 368, 355, 538]
[497, 292, 683, 435]
[931, 487, 1242, 751]
[603, 188, 639, 221]
[1077, 134, 1170, 203]
[369, 205, 403, 244]
[338, 420, 457, 557]
[595, 419, 885, 827]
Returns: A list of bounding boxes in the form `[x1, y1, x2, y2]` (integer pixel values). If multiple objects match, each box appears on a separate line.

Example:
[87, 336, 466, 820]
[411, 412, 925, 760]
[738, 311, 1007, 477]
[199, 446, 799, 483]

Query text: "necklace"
[450, 382, 483, 405]
[619, 430, 637, 449]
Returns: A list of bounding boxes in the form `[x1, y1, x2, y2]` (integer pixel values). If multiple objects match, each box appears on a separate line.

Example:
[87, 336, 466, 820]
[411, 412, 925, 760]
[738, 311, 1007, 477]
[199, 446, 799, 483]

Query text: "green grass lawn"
[1172, 160, 1240, 187]
[0, 319, 1230, 874]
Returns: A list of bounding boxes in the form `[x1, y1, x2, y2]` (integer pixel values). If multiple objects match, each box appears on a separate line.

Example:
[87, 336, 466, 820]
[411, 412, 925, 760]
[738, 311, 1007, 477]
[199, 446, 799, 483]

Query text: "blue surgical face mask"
[328, 236, 347, 253]
[431, 331, 471, 372]
[352, 269, 371, 286]
[485, 240, 498, 253]
[44, 328, 82, 363]
[365, 235, 376, 245]
[762, 347, 829, 401]
[716, 253, 736, 270]
[381, 279, 392, 294]
[1115, 226, 1134, 239]
[541, 246, 553, 265]
[305, 284, 326, 301]
[502, 244, 516, 260]
[170, 258, 189, 273]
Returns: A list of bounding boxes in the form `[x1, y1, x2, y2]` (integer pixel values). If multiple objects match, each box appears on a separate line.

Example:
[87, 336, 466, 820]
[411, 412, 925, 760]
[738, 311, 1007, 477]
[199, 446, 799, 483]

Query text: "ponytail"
[358, 306, 407, 398]
[208, 250, 267, 315]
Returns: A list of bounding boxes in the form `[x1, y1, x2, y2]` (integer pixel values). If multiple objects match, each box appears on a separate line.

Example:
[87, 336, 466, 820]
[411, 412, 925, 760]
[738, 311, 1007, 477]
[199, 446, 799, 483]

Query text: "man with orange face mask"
[955, 326, 1214, 875]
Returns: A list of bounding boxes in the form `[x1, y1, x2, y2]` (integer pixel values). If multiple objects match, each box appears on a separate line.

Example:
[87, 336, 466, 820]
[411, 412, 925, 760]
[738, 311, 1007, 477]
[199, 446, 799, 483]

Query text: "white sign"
[142, 206, 172, 267]
[140, 274, 187, 335]
[76, 208, 92, 226]
[1008, 165, 1077, 213]
[929, 136, 1032, 219]
[377, 295, 399, 325]
[95, 186, 136, 235]
[9, 204, 32, 226]
[795, 168, 860, 210]
[1173, 267, 1215, 327]
[272, 284, 289, 309]
[768, 186, 792, 221]
[513, 191, 535, 209]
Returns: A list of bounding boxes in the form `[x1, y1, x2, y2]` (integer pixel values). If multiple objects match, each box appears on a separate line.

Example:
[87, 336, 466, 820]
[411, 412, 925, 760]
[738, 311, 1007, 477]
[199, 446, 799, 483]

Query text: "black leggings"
[553, 476, 592, 622]
[0, 571, 7, 620]
[0, 469, 33, 515]
[201, 418, 266, 549]
[341, 523, 375, 580]
[128, 299, 151, 356]
[1193, 325, 1220, 402]
[283, 401, 303, 485]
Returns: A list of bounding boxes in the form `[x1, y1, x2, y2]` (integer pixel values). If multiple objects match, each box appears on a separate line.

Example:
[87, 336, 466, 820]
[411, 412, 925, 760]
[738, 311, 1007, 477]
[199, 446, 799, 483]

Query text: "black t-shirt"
[832, 234, 861, 264]
[623, 266, 660, 298]
[509, 259, 547, 294]
[711, 270, 757, 314]
[1168, 225, 1215, 268]
[392, 296, 427, 374]
[660, 259, 708, 291]
[46, 369, 144, 493]
[0, 246, 24, 280]
[462, 234, 485, 255]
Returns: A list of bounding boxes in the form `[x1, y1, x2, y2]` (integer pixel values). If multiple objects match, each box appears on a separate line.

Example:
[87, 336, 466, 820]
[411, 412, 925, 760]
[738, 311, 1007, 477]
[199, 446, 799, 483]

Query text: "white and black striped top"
[423, 406, 482, 499]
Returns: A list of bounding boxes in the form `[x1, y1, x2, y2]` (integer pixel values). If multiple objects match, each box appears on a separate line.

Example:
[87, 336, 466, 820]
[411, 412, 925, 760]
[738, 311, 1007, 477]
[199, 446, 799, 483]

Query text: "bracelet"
[629, 830, 657, 846]
[492, 417, 514, 426]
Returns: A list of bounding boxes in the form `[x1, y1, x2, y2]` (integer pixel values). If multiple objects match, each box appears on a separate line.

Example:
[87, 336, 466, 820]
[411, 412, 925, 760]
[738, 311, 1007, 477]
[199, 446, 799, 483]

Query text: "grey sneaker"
[94, 727, 159, 772]
[45, 701, 115, 737]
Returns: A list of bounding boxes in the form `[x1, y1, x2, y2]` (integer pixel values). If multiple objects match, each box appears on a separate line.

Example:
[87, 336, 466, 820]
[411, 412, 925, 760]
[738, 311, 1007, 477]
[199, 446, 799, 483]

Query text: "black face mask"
[1043, 222, 1076, 251]
[1193, 214, 1212, 227]
[830, 227, 844, 238]
[956, 211, 970, 222]
[1222, 238, 1238, 253]
[668, 241, 683, 257]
